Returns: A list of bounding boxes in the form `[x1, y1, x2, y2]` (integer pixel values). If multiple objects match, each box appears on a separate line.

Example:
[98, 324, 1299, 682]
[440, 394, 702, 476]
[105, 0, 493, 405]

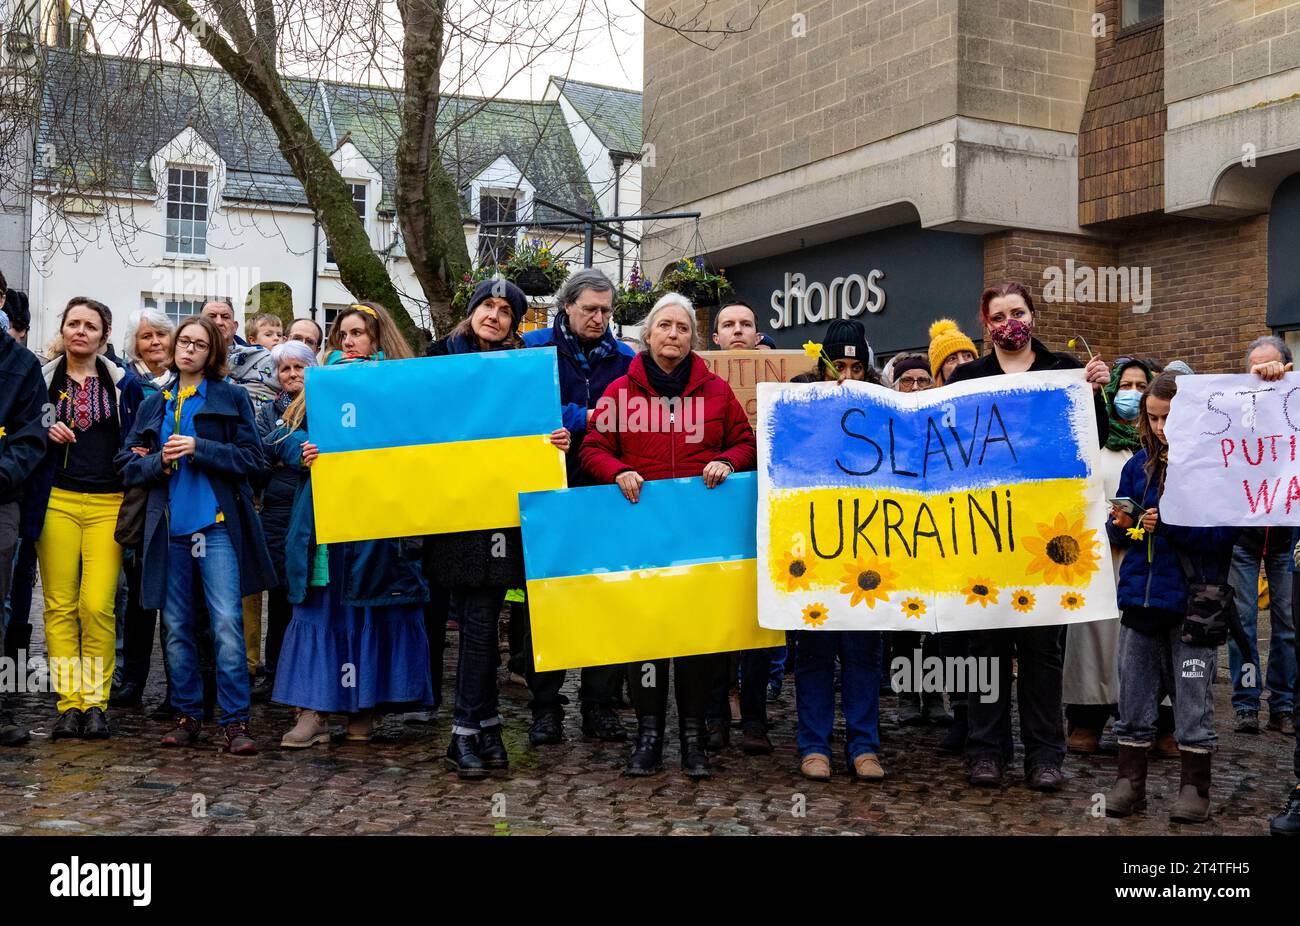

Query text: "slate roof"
[550, 77, 643, 156]
[34, 49, 608, 222]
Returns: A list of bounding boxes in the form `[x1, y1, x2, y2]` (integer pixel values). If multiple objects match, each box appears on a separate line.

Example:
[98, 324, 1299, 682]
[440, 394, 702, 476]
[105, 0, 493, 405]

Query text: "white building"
[8, 47, 643, 353]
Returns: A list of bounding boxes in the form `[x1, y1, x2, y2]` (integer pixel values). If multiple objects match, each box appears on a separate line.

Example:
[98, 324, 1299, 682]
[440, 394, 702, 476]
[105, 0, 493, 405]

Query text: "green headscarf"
[1104, 359, 1152, 452]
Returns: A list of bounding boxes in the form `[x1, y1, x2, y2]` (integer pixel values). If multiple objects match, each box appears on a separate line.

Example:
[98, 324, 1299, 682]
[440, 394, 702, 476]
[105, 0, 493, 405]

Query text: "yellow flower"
[900, 597, 926, 619]
[1061, 591, 1086, 610]
[801, 602, 829, 627]
[0, 426, 5, 439]
[163, 390, 173, 401]
[1125, 526, 1145, 541]
[1022, 513, 1101, 586]
[1067, 338, 1077, 348]
[962, 579, 999, 608]
[1010, 589, 1036, 613]
[775, 549, 814, 592]
[802, 341, 822, 359]
[59, 390, 69, 401]
[839, 555, 897, 609]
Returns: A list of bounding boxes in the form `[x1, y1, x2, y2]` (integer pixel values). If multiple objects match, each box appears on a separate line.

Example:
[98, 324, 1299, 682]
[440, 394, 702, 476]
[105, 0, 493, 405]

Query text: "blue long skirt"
[272, 550, 433, 713]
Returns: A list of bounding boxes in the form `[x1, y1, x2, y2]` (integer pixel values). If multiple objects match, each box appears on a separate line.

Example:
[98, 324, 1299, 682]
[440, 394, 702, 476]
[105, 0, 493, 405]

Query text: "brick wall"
[1078, 1, 1165, 223]
[981, 215, 1269, 374]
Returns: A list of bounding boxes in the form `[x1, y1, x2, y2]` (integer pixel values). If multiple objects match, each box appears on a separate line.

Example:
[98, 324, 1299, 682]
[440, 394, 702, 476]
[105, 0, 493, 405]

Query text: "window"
[325, 182, 368, 266]
[1121, 0, 1162, 29]
[477, 192, 518, 266]
[322, 303, 350, 332]
[165, 167, 209, 256]
[143, 294, 214, 326]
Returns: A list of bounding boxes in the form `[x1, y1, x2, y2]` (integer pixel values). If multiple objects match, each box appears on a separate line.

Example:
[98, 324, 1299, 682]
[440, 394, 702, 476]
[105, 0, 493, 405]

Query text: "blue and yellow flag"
[306, 350, 566, 543]
[520, 472, 784, 671]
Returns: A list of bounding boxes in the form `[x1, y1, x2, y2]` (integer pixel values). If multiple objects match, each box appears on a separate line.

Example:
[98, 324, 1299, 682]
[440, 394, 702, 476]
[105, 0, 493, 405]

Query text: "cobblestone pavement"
[0, 625, 1293, 836]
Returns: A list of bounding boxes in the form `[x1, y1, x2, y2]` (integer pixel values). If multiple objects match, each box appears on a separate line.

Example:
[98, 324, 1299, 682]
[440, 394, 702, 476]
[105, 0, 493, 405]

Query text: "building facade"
[2, 46, 642, 354]
[642, 0, 1300, 372]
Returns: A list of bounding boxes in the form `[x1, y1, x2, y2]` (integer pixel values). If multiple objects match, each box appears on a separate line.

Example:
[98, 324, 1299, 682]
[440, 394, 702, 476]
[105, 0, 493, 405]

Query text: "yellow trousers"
[36, 487, 123, 712]
[243, 593, 262, 675]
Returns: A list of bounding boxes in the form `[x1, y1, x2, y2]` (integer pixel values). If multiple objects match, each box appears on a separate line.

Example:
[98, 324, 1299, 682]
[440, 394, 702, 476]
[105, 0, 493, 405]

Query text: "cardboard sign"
[1163, 372, 1300, 526]
[700, 350, 820, 424]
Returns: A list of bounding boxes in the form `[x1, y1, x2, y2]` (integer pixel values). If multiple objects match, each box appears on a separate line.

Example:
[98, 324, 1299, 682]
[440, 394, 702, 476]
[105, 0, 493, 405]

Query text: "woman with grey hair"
[123, 309, 175, 397]
[580, 291, 757, 778]
[251, 338, 319, 705]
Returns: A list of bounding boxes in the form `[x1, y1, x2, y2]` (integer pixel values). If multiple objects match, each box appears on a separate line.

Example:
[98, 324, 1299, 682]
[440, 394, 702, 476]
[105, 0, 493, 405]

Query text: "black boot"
[444, 733, 488, 779]
[0, 701, 29, 747]
[580, 703, 628, 742]
[478, 725, 508, 769]
[1270, 784, 1300, 836]
[109, 680, 143, 708]
[679, 717, 712, 779]
[705, 717, 729, 752]
[625, 715, 664, 776]
[937, 703, 968, 755]
[3, 624, 31, 663]
[898, 691, 925, 725]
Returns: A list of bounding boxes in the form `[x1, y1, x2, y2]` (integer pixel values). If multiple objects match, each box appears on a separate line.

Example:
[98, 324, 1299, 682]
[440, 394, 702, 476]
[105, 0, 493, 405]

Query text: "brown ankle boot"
[1104, 744, 1149, 817]
[1169, 750, 1212, 823]
[281, 709, 331, 749]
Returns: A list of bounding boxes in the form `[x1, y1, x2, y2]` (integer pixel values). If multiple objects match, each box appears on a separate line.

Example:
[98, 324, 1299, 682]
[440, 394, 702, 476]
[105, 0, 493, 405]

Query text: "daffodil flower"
[0, 426, 6, 439]
[1125, 526, 1145, 541]
[802, 341, 821, 359]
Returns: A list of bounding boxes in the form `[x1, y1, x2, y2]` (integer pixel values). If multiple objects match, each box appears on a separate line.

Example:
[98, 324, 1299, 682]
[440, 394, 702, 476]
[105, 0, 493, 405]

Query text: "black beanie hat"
[467, 278, 528, 327]
[823, 319, 872, 364]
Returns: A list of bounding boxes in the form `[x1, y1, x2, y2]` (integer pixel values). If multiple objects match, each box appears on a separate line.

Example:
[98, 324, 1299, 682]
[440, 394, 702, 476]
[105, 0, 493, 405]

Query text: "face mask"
[989, 317, 1032, 352]
[1112, 390, 1142, 421]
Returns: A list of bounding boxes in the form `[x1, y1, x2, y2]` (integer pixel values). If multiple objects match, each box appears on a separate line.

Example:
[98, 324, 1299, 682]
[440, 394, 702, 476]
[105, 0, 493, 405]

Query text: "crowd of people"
[0, 267, 1297, 835]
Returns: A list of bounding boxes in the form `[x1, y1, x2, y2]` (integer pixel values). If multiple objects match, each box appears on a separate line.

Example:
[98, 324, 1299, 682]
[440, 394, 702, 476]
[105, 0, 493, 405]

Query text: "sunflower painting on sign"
[756, 369, 1117, 632]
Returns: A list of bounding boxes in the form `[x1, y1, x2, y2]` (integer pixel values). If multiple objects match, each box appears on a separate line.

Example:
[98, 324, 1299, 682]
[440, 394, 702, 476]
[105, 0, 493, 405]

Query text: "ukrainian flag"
[306, 350, 566, 543]
[520, 472, 784, 672]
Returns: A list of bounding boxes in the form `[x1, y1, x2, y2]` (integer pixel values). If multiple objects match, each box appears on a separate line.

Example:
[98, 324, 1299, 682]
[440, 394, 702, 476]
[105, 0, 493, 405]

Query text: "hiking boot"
[161, 715, 202, 747]
[221, 721, 258, 756]
[1267, 711, 1295, 735]
[1269, 784, 1300, 836]
[1235, 709, 1260, 734]
[580, 703, 627, 742]
[281, 709, 332, 749]
[528, 711, 564, 746]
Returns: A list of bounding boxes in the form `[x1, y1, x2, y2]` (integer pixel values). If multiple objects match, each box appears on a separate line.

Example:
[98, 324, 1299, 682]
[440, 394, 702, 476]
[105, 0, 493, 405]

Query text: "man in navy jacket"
[520, 268, 634, 746]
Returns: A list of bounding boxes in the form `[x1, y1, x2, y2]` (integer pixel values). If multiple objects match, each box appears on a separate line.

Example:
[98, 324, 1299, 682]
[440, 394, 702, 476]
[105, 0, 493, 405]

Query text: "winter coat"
[116, 378, 277, 609]
[945, 338, 1110, 448]
[579, 351, 757, 484]
[523, 315, 635, 487]
[23, 355, 144, 540]
[1106, 449, 1239, 616]
[0, 331, 47, 514]
[416, 333, 526, 589]
[256, 398, 307, 585]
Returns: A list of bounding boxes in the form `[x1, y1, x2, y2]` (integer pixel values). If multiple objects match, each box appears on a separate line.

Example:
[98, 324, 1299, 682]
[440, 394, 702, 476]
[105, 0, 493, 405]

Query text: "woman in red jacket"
[580, 292, 756, 778]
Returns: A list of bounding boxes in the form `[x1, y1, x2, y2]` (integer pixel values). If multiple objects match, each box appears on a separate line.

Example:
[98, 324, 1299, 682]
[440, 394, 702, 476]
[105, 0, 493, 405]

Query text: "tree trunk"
[158, 0, 420, 346]
[396, 0, 472, 337]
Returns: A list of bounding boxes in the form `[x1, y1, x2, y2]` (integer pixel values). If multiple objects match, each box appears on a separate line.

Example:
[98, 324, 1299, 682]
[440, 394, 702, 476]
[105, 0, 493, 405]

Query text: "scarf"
[444, 331, 513, 355]
[272, 391, 293, 420]
[641, 351, 692, 399]
[555, 313, 615, 375]
[1104, 362, 1148, 453]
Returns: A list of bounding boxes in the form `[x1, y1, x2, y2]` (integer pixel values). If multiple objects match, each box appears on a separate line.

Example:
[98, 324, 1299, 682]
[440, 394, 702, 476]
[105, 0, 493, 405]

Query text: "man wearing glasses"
[518, 268, 636, 747]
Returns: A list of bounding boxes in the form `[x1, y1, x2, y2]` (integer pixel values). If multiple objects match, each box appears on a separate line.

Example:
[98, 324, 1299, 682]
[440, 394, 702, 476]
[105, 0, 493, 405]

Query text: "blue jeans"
[1114, 624, 1216, 752]
[1227, 545, 1297, 715]
[3, 537, 38, 645]
[163, 526, 249, 725]
[794, 630, 882, 761]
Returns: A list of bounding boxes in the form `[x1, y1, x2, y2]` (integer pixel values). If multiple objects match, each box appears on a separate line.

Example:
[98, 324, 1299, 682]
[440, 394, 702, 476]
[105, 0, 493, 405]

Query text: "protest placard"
[520, 473, 784, 671]
[700, 350, 819, 424]
[1162, 372, 1300, 527]
[756, 369, 1117, 632]
[306, 350, 566, 542]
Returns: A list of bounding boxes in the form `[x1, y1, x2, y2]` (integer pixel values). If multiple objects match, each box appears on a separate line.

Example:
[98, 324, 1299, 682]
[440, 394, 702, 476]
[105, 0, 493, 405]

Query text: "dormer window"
[478, 191, 518, 265]
[165, 167, 209, 257]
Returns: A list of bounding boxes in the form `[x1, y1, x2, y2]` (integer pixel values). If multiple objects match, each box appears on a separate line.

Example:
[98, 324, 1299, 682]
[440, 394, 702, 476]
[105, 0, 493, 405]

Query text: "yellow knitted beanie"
[928, 319, 978, 379]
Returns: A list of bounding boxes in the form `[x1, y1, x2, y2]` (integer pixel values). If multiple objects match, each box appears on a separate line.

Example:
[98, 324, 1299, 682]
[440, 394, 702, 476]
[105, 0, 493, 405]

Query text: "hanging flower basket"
[510, 266, 555, 296]
[655, 256, 732, 309]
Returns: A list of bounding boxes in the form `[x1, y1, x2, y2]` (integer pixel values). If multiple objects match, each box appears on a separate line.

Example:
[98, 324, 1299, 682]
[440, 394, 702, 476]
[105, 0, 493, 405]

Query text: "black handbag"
[114, 485, 148, 547]
[1175, 549, 1250, 652]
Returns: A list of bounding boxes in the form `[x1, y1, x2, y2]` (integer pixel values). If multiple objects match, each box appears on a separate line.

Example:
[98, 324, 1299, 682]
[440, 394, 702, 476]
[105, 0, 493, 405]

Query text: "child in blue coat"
[1103, 372, 1238, 823]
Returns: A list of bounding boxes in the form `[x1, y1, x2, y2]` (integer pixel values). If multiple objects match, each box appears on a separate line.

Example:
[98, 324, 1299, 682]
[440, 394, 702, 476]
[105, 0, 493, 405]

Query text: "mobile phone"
[1107, 497, 1144, 519]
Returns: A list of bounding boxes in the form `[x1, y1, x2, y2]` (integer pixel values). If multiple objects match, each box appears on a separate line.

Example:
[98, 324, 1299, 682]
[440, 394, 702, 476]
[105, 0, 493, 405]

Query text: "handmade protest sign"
[520, 472, 784, 671]
[757, 369, 1117, 632]
[1162, 372, 1300, 527]
[306, 350, 566, 543]
[700, 350, 819, 425]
